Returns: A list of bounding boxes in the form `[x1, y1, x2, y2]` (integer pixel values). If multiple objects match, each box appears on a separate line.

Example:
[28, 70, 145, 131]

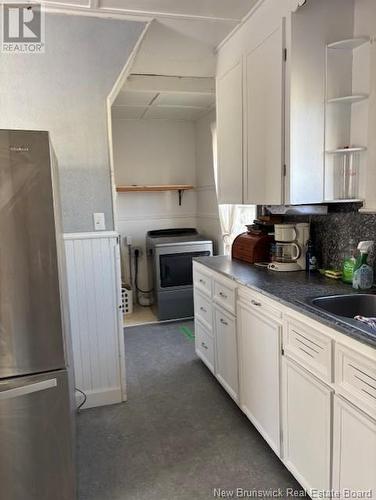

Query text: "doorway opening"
[110, 73, 221, 328]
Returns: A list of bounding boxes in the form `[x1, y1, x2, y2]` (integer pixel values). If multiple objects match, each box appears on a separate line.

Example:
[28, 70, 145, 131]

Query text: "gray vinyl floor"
[77, 321, 304, 500]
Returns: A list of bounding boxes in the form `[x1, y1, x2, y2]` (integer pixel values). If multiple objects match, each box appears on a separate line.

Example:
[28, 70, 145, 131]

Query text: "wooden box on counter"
[232, 232, 273, 264]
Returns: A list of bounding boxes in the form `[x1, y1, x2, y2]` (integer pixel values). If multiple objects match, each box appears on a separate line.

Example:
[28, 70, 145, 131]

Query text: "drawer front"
[193, 268, 212, 298]
[237, 288, 282, 321]
[213, 279, 236, 314]
[335, 344, 376, 419]
[284, 317, 332, 383]
[194, 290, 213, 331]
[195, 320, 215, 373]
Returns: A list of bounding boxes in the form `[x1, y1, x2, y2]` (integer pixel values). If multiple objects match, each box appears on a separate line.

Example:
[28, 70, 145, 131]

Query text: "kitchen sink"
[311, 294, 376, 319]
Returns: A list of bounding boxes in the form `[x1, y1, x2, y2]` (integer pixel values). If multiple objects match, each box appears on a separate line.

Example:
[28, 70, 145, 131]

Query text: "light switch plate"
[93, 212, 106, 231]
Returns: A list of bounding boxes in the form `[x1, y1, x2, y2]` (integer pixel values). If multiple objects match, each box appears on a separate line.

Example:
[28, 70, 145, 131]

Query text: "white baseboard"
[76, 387, 125, 410]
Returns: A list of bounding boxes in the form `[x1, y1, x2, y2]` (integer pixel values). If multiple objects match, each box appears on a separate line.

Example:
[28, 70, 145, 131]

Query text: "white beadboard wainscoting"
[64, 231, 125, 409]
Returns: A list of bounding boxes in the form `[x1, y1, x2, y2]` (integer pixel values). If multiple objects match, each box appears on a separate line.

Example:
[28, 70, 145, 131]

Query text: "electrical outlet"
[132, 246, 143, 257]
[93, 212, 106, 231]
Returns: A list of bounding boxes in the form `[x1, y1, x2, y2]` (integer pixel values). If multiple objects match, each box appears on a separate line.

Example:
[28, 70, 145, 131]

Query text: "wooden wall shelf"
[116, 184, 194, 193]
[115, 184, 194, 205]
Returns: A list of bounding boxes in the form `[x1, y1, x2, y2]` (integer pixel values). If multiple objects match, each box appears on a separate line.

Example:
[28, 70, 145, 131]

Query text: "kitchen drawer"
[194, 290, 213, 331]
[284, 317, 333, 383]
[213, 279, 236, 314]
[193, 268, 212, 298]
[195, 319, 215, 373]
[335, 344, 376, 419]
[237, 287, 282, 321]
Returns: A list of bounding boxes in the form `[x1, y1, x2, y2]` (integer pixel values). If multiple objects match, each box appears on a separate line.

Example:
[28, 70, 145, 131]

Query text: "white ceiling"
[131, 17, 234, 77]
[44, 0, 259, 79]
[112, 75, 215, 121]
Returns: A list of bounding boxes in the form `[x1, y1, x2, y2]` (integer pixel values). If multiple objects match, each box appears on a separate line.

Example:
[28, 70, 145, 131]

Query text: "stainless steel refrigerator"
[0, 130, 76, 500]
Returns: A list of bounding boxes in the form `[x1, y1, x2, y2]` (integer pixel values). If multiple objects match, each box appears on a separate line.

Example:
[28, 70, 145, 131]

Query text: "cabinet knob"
[220, 318, 228, 326]
[199, 279, 206, 285]
[200, 306, 207, 313]
[219, 291, 228, 299]
[201, 342, 208, 350]
[251, 299, 262, 307]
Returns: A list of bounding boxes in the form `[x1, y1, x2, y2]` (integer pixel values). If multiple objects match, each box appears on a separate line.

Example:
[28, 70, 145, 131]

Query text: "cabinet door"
[282, 357, 332, 493]
[214, 306, 238, 402]
[195, 319, 215, 374]
[245, 23, 285, 205]
[216, 61, 243, 204]
[238, 302, 281, 455]
[333, 396, 376, 499]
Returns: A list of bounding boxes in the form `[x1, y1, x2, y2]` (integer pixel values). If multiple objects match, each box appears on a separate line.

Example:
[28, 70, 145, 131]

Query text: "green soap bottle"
[353, 241, 374, 290]
[342, 239, 357, 284]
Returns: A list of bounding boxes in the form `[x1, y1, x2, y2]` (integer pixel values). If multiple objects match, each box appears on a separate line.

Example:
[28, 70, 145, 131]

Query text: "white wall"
[112, 118, 197, 290]
[195, 110, 222, 253]
[0, 13, 145, 233]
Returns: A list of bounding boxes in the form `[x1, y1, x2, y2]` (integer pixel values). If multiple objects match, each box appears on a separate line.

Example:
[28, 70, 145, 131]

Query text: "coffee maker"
[268, 223, 310, 272]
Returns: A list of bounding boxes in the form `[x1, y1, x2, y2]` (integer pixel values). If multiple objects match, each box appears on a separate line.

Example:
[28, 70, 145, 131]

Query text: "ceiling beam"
[43, 1, 242, 23]
[43, 3, 152, 22]
[124, 75, 215, 94]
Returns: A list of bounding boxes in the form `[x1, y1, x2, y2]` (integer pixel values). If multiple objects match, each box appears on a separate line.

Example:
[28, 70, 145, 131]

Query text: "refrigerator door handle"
[0, 378, 57, 401]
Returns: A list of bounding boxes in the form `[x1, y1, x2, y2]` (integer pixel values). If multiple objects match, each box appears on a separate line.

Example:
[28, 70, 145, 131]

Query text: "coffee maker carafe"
[268, 223, 310, 272]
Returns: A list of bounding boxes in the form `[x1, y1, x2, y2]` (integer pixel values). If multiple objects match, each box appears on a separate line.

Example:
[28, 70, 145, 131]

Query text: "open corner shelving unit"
[115, 184, 194, 205]
[327, 37, 370, 50]
[324, 35, 371, 201]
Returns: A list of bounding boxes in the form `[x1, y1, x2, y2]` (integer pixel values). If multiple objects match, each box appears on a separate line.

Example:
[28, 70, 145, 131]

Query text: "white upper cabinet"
[245, 23, 285, 205]
[216, 61, 244, 204]
[216, 0, 357, 206]
[288, 0, 356, 204]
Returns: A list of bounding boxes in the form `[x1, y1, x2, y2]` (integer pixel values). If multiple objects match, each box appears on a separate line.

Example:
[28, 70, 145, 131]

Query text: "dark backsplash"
[283, 204, 376, 272]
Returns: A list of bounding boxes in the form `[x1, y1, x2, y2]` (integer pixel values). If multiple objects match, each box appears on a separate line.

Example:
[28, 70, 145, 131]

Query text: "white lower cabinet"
[332, 395, 376, 499]
[214, 305, 238, 402]
[238, 300, 282, 455]
[193, 263, 376, 499]
[282, 356, 332, 494]
[195, 319, 215, 374]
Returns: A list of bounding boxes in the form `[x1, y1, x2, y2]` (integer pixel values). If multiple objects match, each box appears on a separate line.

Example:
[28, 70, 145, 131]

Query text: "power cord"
[134, 248, 154, 306]
[75, 387, 87, 412]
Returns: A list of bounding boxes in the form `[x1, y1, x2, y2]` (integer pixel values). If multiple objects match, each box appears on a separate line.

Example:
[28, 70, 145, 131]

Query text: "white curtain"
[219, 204, 257, 255]
[218, 205, 238, 255]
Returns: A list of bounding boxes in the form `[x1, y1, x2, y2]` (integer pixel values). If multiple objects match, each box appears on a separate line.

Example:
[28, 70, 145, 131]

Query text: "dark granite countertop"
[195, 256, 376, 350]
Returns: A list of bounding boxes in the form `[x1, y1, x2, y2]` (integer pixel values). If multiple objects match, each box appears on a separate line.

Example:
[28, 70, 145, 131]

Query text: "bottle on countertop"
[306, 239, 318, 272]
[342, 238, 357, 284]
[352, 241, 374, 290]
